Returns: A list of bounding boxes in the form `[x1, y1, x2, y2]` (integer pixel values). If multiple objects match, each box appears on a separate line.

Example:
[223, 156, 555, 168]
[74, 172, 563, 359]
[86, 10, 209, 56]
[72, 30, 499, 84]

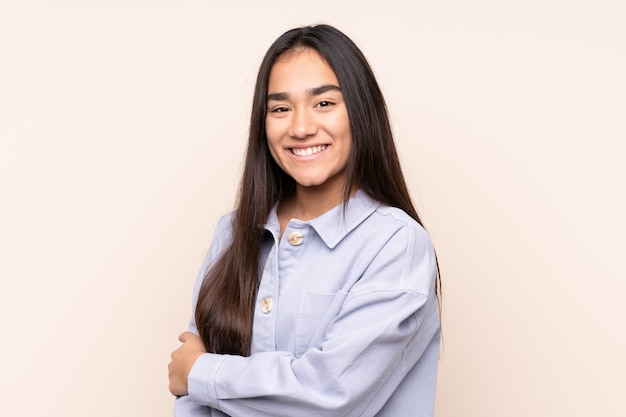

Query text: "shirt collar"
[264, 189, 381, 249]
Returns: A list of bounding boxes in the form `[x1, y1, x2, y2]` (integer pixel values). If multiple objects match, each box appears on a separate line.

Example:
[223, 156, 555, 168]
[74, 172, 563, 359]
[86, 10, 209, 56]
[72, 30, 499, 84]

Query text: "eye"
[316, 101, 334, 108]
[269, 106, 290, 113]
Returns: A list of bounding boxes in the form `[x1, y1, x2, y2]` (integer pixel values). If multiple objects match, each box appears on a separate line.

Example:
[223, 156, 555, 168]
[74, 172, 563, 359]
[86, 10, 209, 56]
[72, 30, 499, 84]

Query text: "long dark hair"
[195, 24, 441, 356]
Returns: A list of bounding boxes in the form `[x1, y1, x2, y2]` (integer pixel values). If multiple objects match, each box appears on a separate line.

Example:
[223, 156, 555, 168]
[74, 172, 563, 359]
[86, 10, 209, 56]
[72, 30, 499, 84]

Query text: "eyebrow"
[267, 84, 342, 101]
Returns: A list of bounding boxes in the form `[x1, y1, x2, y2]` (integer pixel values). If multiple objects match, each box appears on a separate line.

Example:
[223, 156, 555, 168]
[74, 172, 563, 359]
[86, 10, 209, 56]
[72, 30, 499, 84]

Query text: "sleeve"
[186, 221, 440, 417]
[174, 213, 233, 417]
[185, 213, 233, 336]
[174, 395, 213, 417]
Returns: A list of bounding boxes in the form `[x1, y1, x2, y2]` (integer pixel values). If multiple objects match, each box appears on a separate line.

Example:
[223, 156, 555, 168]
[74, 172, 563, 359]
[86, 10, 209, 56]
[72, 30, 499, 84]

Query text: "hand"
[168, 332, 207, 396]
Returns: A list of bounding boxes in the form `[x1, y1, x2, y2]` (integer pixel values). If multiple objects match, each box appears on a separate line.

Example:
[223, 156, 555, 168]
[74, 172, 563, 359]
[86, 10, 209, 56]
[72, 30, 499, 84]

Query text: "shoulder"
[362, 205, 436, 294]
[368, 205, 433, 252]
[214, 211, 234, 236]
[207, 211, 235, 257]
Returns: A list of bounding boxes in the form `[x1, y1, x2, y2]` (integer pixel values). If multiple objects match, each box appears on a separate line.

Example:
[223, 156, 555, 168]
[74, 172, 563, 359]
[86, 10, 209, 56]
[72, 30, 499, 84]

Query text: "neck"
[291, 184, 345, 220]
[277, 179, 355, 237]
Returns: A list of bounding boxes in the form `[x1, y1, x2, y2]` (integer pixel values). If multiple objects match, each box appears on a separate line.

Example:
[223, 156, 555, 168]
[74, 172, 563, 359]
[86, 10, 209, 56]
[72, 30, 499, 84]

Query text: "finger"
[178, 331, 193, 343]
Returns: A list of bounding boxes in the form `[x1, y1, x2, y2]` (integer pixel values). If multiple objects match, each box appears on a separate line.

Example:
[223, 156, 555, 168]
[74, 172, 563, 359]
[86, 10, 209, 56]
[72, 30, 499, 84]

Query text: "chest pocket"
[295, 290, 348, 358]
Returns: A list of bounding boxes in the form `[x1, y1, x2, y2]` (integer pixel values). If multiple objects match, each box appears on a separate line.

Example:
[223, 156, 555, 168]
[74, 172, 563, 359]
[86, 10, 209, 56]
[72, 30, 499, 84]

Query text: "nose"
[288, 108, 318, 139]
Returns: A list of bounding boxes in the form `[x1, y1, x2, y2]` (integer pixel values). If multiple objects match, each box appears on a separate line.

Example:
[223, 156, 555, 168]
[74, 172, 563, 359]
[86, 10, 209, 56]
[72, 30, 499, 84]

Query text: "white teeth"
[291, 145, 327, 156]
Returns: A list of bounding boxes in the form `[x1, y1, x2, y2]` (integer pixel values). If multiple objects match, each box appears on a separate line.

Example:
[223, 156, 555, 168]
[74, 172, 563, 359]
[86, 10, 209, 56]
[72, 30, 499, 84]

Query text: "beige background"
[1, 1, 624, 416]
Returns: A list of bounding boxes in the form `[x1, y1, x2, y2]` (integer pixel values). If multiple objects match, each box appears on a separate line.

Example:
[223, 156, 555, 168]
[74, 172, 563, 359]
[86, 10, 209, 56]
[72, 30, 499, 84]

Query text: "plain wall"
[1, 1, 624, 416]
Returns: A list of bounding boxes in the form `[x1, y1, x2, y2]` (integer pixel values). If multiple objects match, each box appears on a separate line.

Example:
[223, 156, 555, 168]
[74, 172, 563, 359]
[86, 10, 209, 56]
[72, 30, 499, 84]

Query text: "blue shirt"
[175, 190, 440, 417]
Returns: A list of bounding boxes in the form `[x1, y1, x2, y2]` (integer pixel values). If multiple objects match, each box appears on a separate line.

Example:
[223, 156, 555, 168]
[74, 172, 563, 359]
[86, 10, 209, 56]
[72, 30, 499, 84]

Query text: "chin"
[296, 180, 326, 188]
[291, 171, 346, 190]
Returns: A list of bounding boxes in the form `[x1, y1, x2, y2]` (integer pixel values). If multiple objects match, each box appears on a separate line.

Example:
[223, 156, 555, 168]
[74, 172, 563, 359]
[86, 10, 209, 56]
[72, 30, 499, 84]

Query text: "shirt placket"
[252, 221, 307, 352]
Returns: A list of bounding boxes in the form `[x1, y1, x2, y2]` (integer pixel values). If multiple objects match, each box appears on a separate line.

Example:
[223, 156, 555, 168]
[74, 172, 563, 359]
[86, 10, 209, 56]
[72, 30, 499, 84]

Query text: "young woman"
[168, 24, 441, 417]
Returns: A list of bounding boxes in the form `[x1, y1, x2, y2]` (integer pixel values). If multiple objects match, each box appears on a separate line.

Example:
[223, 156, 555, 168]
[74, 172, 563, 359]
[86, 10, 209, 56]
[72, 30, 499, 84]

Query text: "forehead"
[267, 48, 339, 92]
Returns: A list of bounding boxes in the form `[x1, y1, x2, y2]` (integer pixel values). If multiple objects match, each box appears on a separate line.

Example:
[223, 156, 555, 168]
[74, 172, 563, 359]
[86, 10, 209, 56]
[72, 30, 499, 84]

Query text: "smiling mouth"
[290, 145, 328, 157]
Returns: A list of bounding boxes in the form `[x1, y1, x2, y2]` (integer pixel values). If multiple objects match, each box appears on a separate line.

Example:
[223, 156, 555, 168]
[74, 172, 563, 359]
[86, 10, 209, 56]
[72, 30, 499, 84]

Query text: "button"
[261, 297, 273, 314]
[288, 231, 303, 246]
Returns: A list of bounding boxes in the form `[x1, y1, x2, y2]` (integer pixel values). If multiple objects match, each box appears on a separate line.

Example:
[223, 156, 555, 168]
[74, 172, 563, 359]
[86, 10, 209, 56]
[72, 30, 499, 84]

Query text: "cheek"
[330, 110, 352, 139]
[266, 139, 279, 162]
[265, 119, 281, 146]
[265, 127, 281, 163]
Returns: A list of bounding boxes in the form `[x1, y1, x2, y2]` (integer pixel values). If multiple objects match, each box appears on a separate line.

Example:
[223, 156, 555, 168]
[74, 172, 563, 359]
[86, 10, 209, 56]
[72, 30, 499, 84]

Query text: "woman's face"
[265, 48, 352, 192]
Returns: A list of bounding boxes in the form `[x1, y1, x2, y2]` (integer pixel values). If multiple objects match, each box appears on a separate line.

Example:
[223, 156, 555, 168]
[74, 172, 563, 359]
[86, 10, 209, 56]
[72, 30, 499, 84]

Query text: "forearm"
[174, 395, 214, 417]
[186, 291, 439, 417]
